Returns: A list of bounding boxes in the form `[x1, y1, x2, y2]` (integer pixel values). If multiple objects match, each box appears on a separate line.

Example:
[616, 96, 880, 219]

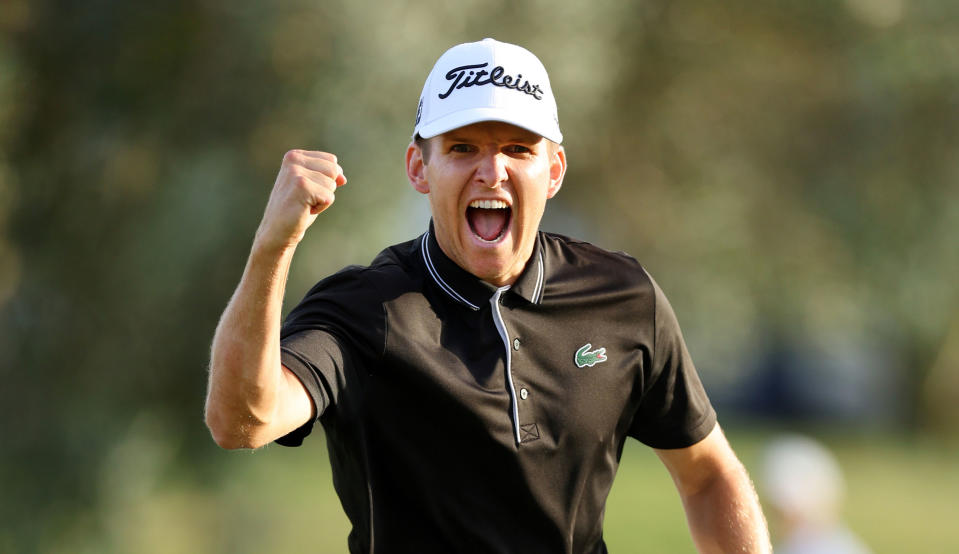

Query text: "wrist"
[251, 227, 300, 260]
[246, 236, 298, 283]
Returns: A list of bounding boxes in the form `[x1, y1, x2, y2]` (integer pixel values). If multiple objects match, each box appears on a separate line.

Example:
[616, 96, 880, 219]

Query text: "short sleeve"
[275, 265, 384, 446]
[275, 331, 349, 446]
[629, 274, 716, 449]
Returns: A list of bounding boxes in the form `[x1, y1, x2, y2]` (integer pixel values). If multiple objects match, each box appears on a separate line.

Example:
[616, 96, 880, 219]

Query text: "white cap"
[413, 38, 563, 144]
[762, 435, 845, 525]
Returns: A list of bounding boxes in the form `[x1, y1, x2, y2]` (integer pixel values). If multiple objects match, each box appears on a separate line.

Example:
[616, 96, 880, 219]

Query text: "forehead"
[437, 121, 545, 144]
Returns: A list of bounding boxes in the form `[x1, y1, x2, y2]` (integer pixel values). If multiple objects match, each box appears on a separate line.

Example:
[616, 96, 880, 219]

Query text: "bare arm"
[655, 424, 771, 553]
[204, 150, 346, 450]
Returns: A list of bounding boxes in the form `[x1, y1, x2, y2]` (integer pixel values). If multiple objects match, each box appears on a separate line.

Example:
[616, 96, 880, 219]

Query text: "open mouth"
[466, 199, 512, 243]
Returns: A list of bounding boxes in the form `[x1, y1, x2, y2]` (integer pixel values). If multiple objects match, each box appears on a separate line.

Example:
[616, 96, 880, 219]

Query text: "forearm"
[681, 460, 771, 554]
[204, 149, 344, 448]
[205, 239, 296, 448]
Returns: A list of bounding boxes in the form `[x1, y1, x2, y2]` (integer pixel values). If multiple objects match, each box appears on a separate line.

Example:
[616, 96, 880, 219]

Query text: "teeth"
[469, 199, 509, 209]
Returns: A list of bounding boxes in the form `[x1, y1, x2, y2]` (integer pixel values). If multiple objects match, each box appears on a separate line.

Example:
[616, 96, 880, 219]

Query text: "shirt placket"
[490, 286, 523, 446]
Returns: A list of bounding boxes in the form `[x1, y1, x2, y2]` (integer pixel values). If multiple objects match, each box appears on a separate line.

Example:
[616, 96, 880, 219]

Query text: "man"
[205, 38, 770, 553]
[762, 435, 871, 554]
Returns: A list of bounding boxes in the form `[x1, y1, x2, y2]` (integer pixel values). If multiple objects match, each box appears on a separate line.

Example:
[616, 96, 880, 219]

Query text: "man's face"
[407, 121, 566, 287]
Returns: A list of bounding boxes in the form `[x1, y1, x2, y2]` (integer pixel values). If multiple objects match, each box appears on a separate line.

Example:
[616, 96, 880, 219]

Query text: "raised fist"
[255, 149, 347, 251]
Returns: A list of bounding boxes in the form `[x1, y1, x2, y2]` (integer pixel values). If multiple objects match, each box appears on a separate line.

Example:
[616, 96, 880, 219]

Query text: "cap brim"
[416, 107, 563, 144]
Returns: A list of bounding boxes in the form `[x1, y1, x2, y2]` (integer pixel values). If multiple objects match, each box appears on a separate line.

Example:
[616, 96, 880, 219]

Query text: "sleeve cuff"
[641, 408, 717, 450]
[273, 347, 326, 447]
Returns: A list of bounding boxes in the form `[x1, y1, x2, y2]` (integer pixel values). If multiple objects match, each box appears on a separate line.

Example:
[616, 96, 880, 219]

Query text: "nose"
[474, 151, 508, 188]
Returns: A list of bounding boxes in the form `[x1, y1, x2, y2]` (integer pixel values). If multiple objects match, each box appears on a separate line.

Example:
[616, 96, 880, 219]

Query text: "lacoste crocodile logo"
[575, 343, 607, 368]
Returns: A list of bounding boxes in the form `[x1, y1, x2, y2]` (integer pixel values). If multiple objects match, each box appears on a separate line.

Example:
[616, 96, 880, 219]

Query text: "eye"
[504, 144, 532, 155]
[450, 143, 476, 153]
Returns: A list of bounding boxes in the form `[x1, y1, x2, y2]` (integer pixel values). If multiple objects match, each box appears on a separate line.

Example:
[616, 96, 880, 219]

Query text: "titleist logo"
[438, 62, 544, 101]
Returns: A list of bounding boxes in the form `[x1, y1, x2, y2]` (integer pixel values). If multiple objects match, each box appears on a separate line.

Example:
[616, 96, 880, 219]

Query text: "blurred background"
[1, 0, 957, 552]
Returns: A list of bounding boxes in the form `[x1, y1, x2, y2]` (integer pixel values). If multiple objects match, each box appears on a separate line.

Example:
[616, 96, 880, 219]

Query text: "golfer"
[205, 38, 771, 553]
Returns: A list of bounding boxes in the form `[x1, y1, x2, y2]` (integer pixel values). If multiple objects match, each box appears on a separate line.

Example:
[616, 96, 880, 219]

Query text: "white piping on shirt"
[531, 252, 545, 304]
[420, 230, 541, 446]
[490, 286, 522, 445]
[421, 232, 481, 311]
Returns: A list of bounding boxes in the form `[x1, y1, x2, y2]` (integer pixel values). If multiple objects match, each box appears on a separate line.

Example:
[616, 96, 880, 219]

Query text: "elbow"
[213, 435, 260, 451]
[204, 363, 275, 450]
[207, 424, 248, 450]
[205, 403, 266, 450]
[205, 410, 243, 450]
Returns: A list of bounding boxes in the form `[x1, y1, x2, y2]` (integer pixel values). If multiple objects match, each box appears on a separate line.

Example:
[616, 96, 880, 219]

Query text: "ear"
[546, 145, 567, 199]
[406, 141, 430, 194]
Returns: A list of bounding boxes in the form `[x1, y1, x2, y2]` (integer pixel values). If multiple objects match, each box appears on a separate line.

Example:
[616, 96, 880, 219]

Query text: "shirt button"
[520, 388, 529, 400]
[513, 338, 521, 350]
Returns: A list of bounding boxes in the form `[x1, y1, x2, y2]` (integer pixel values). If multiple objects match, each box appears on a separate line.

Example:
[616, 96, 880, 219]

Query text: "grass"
[69, 426, 959, 552]
[607, 428, 959, 552]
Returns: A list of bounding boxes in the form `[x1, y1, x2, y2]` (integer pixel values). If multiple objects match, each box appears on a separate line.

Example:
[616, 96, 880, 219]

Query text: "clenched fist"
[254, 149, 347, 252]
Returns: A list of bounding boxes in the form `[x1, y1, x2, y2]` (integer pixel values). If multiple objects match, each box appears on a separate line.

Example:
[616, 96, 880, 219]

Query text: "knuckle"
[283, 149, 303, 165]
[292, 174, 312, 189]
[316, 187, 334, 202]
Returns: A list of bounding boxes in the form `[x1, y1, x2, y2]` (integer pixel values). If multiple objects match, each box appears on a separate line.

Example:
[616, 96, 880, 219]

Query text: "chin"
[469, 254, 517, 286]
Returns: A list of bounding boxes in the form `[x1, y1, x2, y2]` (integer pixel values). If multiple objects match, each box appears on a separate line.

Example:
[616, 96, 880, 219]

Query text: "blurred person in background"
[205, 38, 771, 553]
[762, 435, 872, 554]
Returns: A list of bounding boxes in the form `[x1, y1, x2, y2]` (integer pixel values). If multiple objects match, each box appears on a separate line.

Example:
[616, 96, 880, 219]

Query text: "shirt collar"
[419, 221, 547, 310]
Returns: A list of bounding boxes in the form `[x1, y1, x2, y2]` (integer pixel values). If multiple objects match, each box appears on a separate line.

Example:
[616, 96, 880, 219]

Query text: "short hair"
[414, 134, 432, 165]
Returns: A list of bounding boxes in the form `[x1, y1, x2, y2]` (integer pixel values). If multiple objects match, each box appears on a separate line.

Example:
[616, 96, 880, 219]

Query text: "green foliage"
[2, 0, 958, 550]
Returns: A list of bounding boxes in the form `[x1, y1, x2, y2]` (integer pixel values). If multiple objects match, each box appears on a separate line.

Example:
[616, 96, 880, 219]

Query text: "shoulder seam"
[541, 231, 642, 264]
[350, 264, 396, 361]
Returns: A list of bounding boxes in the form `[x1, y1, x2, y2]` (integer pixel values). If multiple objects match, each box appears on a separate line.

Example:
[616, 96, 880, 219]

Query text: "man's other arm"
[655, 424, 772, 553]
[204, 150, 346, 450]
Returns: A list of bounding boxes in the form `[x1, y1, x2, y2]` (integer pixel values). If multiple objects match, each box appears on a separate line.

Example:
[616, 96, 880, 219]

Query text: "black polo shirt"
[278, 226, 716, 553]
